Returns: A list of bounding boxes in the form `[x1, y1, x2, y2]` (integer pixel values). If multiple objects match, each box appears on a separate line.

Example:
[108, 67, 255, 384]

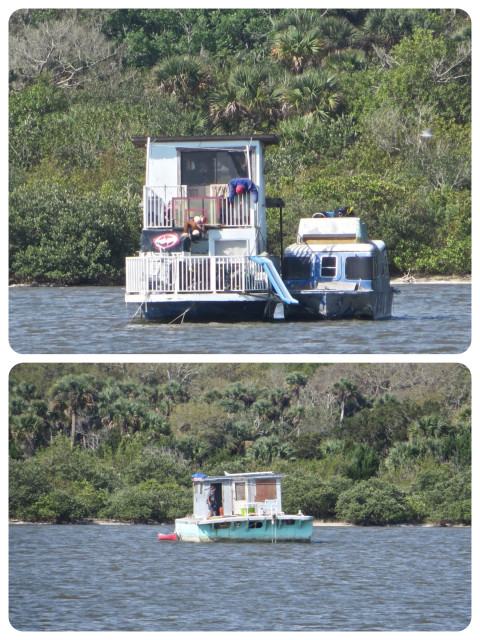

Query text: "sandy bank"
[391, 276, 471, 285]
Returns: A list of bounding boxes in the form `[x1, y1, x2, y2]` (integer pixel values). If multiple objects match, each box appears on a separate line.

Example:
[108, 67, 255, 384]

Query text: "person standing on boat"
[228, 178, 258, 204]
[207, 485, 219, 517]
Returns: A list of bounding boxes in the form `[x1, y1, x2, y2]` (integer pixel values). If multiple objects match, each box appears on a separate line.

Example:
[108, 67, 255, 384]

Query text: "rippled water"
[9, 524, 470, 632]
[8, 283, 471, 354]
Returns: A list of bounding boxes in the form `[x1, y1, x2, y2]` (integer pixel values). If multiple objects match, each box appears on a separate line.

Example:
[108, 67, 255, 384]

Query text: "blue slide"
[250, 256, 299, 305]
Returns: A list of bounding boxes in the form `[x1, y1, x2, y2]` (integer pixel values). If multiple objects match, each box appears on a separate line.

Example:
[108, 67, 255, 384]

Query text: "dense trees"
[9, 363, 471, 525]
[9, 8, 470, 284]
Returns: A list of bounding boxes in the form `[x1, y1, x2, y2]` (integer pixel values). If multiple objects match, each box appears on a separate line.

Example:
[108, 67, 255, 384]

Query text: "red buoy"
[158, 533, 177, 541]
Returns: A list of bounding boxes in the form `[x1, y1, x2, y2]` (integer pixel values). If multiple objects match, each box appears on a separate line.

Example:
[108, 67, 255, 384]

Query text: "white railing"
[143, 185, 187, 228]
[238, 500, 279, 517]
[126, 254, 270, 295]
[142, 186, 255, 229]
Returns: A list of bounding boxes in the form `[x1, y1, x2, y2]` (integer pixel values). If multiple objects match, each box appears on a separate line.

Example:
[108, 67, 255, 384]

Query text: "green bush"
[335, 478, 408, 525]
[99, 480, 191, 523]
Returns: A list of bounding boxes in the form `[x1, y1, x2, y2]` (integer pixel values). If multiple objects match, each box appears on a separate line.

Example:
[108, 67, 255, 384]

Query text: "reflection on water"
[9, 283, 471, 354]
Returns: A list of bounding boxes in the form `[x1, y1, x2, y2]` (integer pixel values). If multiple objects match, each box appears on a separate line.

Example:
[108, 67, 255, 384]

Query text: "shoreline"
[9, 279, 471, 288]
[9, 519, 471, 528]
[391, 276, 471, 285]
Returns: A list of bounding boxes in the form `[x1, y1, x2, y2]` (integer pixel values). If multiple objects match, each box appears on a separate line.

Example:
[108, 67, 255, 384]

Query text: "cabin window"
[235, 483, 246, 501]
[181, 150, 249, 186]
[345, 256, 374, 280]
[214, 522, 231, 530]
[283, 256, 311, 280]
[255, 479, 277, 501]
[248, 521, 263, 529]
[320, 256, 337, 278]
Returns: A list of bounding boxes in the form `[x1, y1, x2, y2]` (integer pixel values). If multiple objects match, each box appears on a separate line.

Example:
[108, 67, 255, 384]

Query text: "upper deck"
[132, 135, 278, 235]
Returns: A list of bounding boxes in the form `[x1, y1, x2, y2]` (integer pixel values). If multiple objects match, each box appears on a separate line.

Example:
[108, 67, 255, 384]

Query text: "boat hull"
[174, 515, 313, 542]
[129, 297, 276, 324]
[284, 288, 393, 321]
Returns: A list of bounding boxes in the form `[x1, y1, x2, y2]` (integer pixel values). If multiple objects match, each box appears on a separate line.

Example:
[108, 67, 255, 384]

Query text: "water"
[9, 524, 470, 631]
[8, 283, 471, 354]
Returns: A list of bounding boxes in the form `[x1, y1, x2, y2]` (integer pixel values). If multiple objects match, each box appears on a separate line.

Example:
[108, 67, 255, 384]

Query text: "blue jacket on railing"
[228, 178, 258, 203]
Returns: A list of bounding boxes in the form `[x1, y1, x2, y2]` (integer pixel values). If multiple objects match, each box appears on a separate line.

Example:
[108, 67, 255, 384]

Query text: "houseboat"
[167, 471, 314, 543]
[282, 213, 396, 320]
[125, 135, 298, 323]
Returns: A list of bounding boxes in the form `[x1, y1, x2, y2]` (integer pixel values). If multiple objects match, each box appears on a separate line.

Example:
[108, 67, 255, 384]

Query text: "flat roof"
[193, 471, 283, 483]
[131, 134, 279, 148]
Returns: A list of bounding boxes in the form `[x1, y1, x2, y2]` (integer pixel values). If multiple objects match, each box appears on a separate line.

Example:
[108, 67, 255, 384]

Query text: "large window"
[181, 150, 249, 186]
[255, 479, 277, 501]
[283, 256, 311, 280]
[346, 256, 374, 280]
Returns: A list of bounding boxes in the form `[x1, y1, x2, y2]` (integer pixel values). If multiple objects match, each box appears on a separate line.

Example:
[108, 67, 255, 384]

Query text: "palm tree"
[50, 374, 97, 448]
[281, 69, 343, 119]
[363, 9, 415, 50]
[151, 54, 212, 104]
[317, 16, 361, 56]
[209, 65, 282, 131]
[332, 378, 358, 426]
[270, 26, 326, 73]
[10, 410, 46, 457]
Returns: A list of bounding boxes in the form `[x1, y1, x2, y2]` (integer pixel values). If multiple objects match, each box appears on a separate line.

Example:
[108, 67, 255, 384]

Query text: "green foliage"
[8, 9, 471, 283]
[335, 478, 409, 525]
[8, 363, 471, 524]
[99, 480, 191, 523]
[9, 181, 139, 284]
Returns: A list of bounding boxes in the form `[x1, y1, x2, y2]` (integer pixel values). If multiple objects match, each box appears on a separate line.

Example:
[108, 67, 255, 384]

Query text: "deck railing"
[237, 500, 279, 517]
[126, 254, 270, 295]
[143, 186, 255, 229]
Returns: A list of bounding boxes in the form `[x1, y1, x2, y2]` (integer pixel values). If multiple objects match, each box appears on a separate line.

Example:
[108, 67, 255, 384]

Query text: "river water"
[8, 283, 471, 354]
[9, 523, 470, 632]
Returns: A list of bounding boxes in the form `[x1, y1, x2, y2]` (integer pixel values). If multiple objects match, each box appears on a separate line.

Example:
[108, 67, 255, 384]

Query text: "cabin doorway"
[208, 483, 223, 517]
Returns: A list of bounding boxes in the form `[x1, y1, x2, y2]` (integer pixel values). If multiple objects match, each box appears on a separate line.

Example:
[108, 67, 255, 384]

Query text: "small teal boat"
[168, 471, 313, 543]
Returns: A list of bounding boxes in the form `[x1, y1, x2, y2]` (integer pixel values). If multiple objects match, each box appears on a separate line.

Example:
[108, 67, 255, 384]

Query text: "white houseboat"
[167, 472, 313, 543]
[125, 135, 297, 323]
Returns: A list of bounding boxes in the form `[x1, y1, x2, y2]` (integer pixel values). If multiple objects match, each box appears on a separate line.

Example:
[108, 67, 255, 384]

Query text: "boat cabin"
[131, 135, 278, 257]
[191, 471, 283, 519]
[283, 217, 390, 292]
[125, 136, 282, 311]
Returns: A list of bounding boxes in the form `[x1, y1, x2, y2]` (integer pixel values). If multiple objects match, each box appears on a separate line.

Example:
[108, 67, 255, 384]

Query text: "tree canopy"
[9, 8, 471, 283]
[9, 363, 471, 525]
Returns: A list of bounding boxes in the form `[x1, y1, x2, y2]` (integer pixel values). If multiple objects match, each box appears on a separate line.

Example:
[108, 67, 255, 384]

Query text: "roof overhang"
[131, 134, 279, 148]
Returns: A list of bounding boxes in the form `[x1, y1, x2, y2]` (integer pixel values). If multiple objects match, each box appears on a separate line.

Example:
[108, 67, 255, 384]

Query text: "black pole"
[279, 206, 284, 277]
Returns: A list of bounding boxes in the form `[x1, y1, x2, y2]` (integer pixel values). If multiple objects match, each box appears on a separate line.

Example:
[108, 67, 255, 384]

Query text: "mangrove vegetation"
[9, 363, 471, 526]
[9, 8, 471, 284]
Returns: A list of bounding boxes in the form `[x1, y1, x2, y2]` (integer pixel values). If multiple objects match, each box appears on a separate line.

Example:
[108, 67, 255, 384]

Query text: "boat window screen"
[321, 256, 337, 277]
[283, 256, 311, 280]
[181, 150, 248, 186]
[255, 479, 277, 501]
[346, 256, 374, 280]
[235, 483, 246, 501]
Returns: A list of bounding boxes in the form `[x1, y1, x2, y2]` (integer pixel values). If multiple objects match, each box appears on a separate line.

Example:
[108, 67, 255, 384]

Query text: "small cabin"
[191, 471, 283, 519]
[283, 217, 390, 291]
